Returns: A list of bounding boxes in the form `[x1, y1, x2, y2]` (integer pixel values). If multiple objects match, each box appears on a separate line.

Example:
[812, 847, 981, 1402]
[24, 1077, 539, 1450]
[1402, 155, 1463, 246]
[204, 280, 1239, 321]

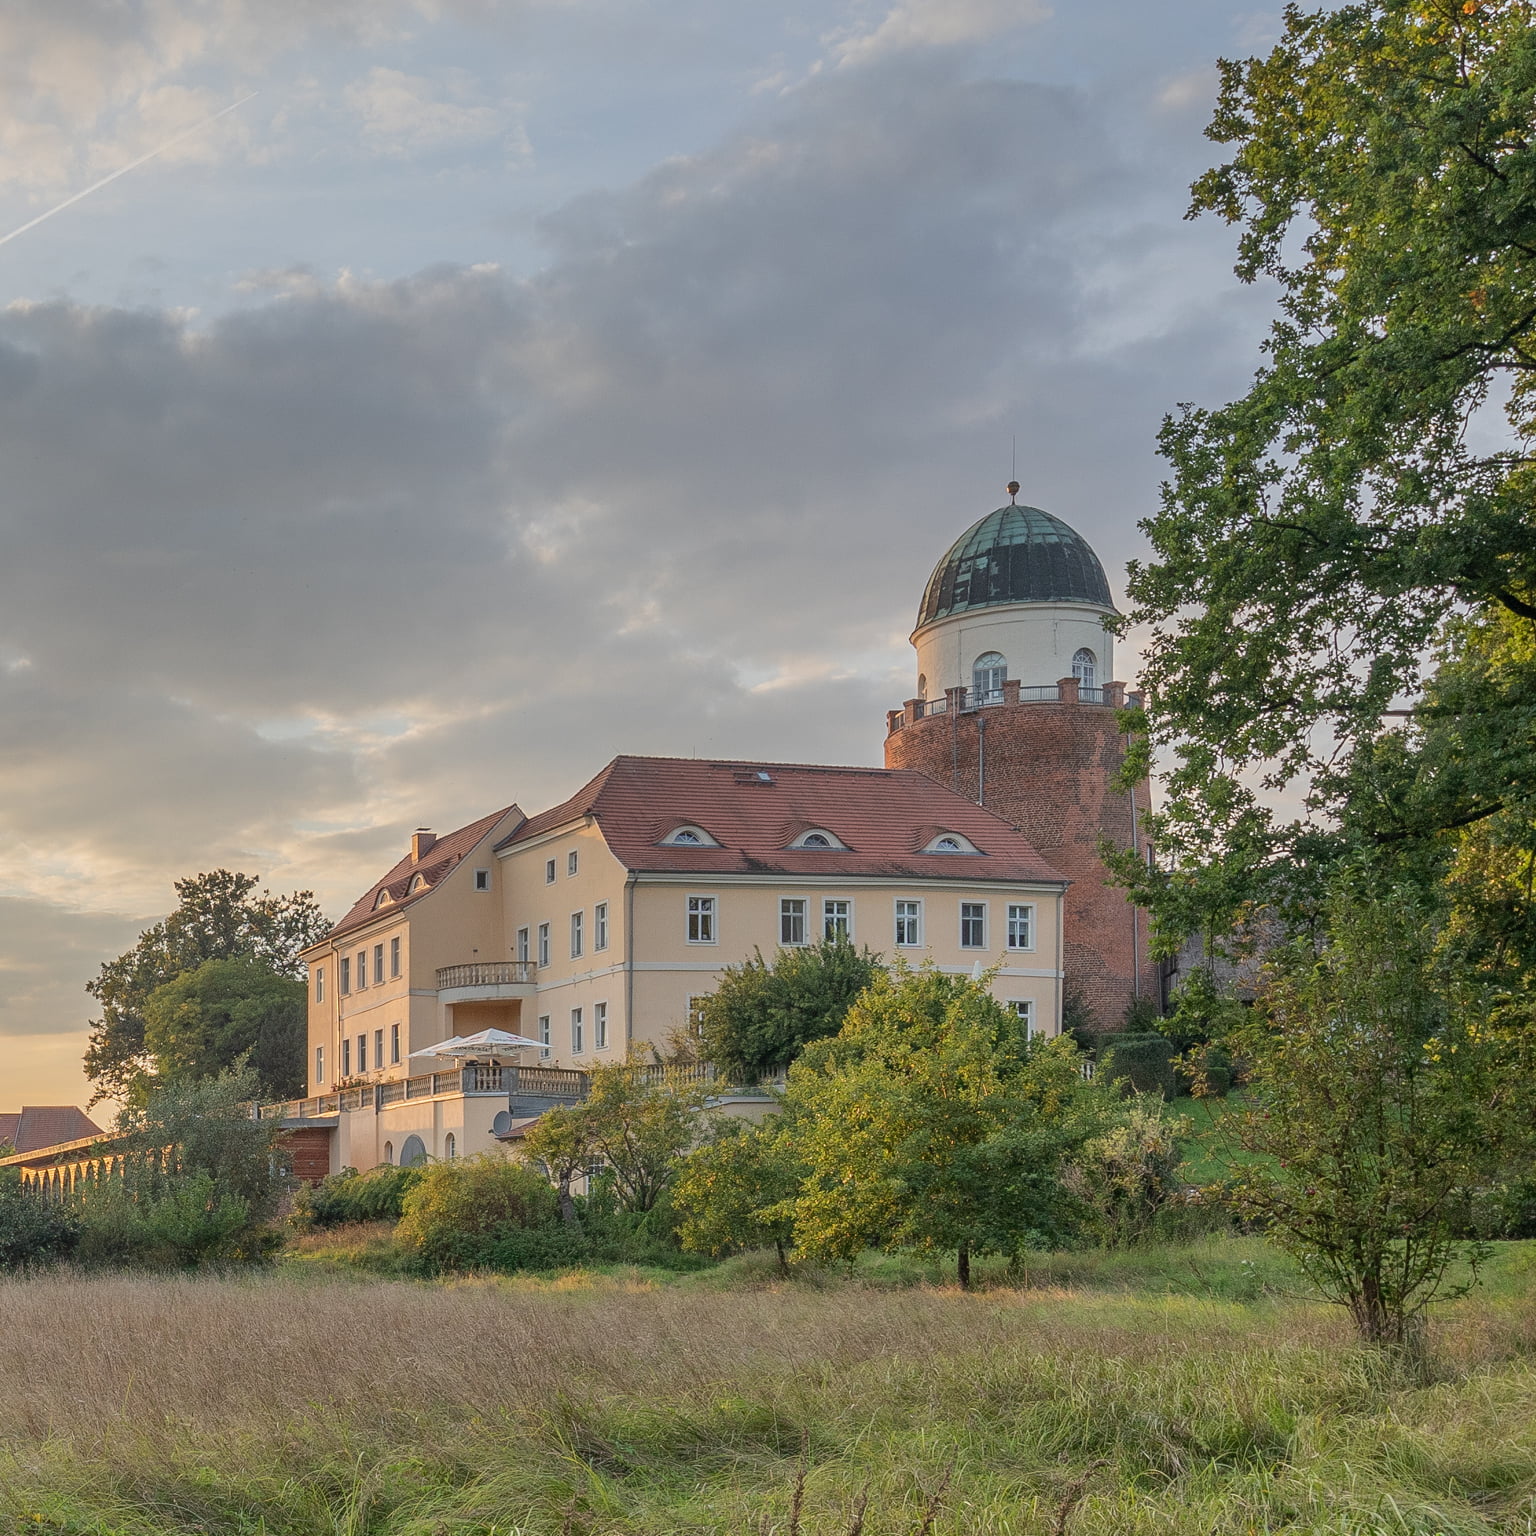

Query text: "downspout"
[623, 870, 637, 1052]
[977, 711, 986, 807]
[1127, 732, 1141, 1001]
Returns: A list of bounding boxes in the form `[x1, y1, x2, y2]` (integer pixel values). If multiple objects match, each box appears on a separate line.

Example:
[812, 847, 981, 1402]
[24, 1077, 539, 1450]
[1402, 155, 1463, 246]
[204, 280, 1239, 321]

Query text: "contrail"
[0, 92, 258, 251]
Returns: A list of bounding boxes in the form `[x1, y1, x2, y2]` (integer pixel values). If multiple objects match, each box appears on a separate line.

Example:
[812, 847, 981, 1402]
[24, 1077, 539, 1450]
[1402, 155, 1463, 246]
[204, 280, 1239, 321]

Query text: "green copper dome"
[916, 504, 1114, 629]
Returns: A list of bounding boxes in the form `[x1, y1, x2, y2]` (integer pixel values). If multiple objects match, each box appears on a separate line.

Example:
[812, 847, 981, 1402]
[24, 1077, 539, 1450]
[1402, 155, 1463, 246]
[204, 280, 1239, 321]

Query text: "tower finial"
[1007, 480, 1019, 503]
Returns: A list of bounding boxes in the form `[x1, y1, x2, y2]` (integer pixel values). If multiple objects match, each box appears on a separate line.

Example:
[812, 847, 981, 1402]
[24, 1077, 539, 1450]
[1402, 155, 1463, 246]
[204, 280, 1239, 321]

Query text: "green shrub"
[74, 1174, 272, 1269]
[292, 1163, 422, 1229]
[396, 1155, 559, 1269]
[1179, 1043, 1233, 1098]
[1098, 1033, 1178, 1101]
[1063, 1102, 1187, 1247]
[0, 1179, 78, 1268]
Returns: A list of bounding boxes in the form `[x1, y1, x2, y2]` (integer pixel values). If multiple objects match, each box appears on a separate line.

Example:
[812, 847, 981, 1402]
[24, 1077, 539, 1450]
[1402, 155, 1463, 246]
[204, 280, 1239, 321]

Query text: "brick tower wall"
[884, 695, 1156, 1033]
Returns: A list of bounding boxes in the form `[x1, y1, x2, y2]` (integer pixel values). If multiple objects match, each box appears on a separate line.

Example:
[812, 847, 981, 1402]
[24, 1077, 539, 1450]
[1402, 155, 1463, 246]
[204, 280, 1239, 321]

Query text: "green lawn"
[5, 1238, 1536, 1534]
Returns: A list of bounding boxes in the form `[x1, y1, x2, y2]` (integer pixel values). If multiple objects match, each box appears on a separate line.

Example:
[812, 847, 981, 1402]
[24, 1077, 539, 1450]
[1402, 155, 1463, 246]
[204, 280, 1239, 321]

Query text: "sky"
[0, 0, 1283, 1112]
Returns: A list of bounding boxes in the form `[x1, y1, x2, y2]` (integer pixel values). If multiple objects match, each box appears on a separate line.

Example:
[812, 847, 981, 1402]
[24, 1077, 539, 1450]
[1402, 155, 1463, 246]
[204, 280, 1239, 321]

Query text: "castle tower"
[883, 487, 1157, 1029]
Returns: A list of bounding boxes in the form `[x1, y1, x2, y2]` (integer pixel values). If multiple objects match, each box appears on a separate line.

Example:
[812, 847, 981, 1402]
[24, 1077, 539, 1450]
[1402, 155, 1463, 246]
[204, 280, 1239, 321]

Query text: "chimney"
[411, 828, 436, 863]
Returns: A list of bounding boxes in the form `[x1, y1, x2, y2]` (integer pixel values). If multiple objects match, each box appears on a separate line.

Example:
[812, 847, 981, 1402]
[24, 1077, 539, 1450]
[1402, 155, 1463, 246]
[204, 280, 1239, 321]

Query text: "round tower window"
[972, 652, 1006, 704]
[1072, 648, 1097, 690]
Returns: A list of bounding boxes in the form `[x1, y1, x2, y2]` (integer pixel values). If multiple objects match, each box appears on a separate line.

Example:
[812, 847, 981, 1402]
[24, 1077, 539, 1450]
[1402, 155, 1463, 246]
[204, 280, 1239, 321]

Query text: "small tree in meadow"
[674, 1119, 802, 1271]
[1222, 881, 1532, 1345]
[780, 967, 1111, 1286]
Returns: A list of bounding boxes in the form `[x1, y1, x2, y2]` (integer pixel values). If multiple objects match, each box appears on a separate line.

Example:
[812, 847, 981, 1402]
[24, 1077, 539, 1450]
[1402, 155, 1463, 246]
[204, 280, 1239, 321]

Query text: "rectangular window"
[373, 943, 385, 985]
[340, 957, 351, 995]
[823, 899, 851, 942]
[1010, 999, 1035, 1037]
[356, 949, 368, 989]
[538, 1014, 551, 1059]
[571, 1007, 584, 1054]
[687, 894, 717, 943]
[357, 1033, 367, 1073]
[315, 1045, 324, 1085]
[315, 965, 325, 1003]
[594, 902, 608, 951]
[538, 923, 550, 967]
[1006, 903, 1035, 951]
[374, 1028, 384, 1071]
[780, 898, 807, 946]
[568, 850, 579, 877]
[594, 1001, 608, 1050]
[687, 995, 709, 1040]
[474, 868, 491, 891]
[570, 910, 583, 958]
[341, 1037, 351, 1077]
[895, 899, 922, 947]
[516, 926, 530, 963]
[960, 901, 987, 949]
[390, 1022, 401, 1064]
[545, 858, 556, 884]
[390, 936, 401, 977]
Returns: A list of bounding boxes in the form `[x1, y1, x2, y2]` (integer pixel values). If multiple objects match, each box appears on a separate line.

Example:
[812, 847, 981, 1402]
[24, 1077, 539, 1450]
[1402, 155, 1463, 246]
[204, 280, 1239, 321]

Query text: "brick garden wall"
[885, 699, 1156, 1031]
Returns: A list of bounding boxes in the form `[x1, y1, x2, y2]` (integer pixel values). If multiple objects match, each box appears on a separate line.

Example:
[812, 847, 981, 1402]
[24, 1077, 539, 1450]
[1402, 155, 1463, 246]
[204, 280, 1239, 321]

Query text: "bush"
[74, 1174, 273, 1269]
[396, 1155, 559, 1270]
[1063, 1103, 1186, 1247]
[1098, 1034, 1178, 1101]
[292, 1164, 422, 1230]
[0, 1179, 78, 1268]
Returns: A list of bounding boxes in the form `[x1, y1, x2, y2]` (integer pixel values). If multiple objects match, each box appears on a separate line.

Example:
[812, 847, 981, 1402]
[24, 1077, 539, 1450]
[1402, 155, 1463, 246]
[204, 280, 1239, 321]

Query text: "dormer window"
[409, 873, 428, 893]
[374, 890, 393, 909]
[788, 828, 846, 851]
[661, 824, 720, 847]
[922, 831, 981, 855]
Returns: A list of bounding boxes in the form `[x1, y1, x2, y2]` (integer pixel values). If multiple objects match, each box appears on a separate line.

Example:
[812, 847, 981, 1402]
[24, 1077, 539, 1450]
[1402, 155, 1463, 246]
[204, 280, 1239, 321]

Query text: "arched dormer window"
[661, 824, 720, 847]
[788, 828, 846, 851]
[409, 873, 428, 894]
[922, 830, 981, 855]
[1073, 648, 1097, 690]
[972, 651, 1006, 704]
[374, 889, 393, 909]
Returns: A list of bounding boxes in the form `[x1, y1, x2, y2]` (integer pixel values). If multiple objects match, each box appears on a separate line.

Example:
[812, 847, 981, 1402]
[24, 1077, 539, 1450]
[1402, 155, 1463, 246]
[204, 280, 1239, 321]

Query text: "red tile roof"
[327, 806, 522, 940]
[1, 1106, 102, 1153]
[500, 756, 1068, 885]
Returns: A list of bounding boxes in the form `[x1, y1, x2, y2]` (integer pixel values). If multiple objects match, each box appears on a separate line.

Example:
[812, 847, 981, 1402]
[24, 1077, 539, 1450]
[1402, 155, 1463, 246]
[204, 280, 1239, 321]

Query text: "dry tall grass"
[4, 1249, 1536, 1534]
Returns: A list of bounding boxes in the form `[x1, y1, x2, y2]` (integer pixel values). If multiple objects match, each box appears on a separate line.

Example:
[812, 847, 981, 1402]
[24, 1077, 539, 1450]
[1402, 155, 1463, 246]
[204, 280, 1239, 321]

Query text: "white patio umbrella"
[409, 1027, 546, 1061]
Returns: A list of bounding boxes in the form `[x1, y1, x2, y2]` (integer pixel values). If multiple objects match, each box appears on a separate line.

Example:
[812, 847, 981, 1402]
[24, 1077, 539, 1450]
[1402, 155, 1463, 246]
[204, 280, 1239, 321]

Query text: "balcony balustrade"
[436, 960, 538, 990]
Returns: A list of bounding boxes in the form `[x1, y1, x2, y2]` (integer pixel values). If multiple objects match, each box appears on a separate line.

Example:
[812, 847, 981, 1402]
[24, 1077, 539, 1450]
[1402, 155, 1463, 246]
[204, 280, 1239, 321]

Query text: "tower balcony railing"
[885, 679, 1132, 734]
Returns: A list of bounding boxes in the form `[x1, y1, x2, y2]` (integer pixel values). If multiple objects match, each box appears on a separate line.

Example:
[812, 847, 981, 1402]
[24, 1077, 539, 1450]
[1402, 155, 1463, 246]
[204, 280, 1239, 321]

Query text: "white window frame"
[594, 1001, 608, 1050]
[571, 1007, 584, 1054]
[687, 894, 717, 944]
[516, 926, 530, 963]
[568, 850, 579, 877]
[340, 956, 350, 995]
[538, 1014, 551, 1059]
[823, 898, 852, 942]
[545, 858, 556, 884]
[314, 1045, 324, 1085]
[1006, 903, 1035, 951]
[356, 949, 368, 990]
[315, 965, 325, 1003]
[356, 1033, 367, 1073]
[960, 901, 988, 949]
[570, 910, 584, 959]
[374, 1028, 384, 1070]
[474, 868, 491, 891]
[594, 902, 608, 951]
[391, 1022, 401, 1064]
[1010, 999, 1036, 1037]
[390, 936, 401, 977]
[374, 943, 385, 986]
[341, 1038, 351, 1077]
[687, 995, 709, 1040]
[894, 898, 923, 947]
[538, 923, 550, 967]
[780, 897, 807, 947]
[445, 1133, 457, 1161]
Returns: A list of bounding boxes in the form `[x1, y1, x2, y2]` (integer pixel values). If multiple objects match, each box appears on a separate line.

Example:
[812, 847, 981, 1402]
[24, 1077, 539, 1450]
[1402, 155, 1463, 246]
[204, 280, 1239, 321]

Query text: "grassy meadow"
[5, 1237, 1536, 1535]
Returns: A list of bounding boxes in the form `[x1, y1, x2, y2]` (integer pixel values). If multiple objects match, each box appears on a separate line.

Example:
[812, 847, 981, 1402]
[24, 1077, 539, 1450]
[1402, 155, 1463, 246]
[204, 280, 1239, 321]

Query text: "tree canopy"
[696, 937, 884, 1083]
[142, 959, 308, 1101]
[1122, 1, 1536, 955]
[84, 870, 328, 1104]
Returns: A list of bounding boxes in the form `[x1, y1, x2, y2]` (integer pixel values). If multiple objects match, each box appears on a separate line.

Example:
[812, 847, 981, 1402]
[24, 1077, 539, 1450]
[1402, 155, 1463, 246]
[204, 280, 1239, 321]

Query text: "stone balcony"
[435, 960, 538, 1002]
